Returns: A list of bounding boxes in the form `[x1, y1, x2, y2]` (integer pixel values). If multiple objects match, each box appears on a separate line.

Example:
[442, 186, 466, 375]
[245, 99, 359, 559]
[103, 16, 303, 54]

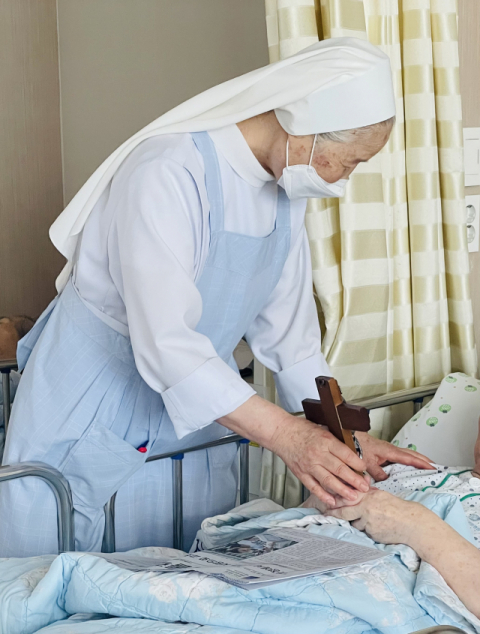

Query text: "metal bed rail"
[102, 434, 250, 553]
[102, 382, 441, 553]
[352, 383, 440, 412]
[0, 369, 442, 555]
[0, 359, 17, 435]
[292, 383, 440, 420]
[0, 461, 74, 553]
[1, 360, 75, 554]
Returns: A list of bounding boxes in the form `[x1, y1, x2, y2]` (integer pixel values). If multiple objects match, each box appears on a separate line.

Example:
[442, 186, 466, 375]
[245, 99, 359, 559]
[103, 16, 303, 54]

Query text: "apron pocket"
[61, 421, 146, 509]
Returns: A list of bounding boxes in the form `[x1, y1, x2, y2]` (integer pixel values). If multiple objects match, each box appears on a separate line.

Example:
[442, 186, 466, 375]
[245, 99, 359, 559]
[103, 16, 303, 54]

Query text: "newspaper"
[100, 527, 387, 589]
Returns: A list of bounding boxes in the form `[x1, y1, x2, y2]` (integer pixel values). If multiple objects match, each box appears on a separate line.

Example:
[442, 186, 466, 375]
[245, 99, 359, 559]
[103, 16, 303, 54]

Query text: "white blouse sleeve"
[245, 225, 331, 412]
[113, 156, 255, 439]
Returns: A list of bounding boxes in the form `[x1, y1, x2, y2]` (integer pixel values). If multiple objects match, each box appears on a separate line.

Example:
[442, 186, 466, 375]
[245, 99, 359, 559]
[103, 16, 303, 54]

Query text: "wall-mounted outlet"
[465, 194, 480, 253]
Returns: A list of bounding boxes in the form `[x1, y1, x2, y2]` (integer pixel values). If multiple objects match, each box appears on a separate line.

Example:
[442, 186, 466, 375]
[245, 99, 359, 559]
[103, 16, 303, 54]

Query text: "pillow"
[392, 372, 480, 468]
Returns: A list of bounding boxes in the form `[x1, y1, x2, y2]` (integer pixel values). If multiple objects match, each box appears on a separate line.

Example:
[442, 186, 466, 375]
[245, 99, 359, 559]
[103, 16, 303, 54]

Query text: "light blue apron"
[0, 132, 290, 557]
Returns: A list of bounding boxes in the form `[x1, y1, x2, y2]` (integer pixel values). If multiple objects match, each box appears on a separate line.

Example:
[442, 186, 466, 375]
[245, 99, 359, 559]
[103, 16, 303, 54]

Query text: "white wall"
[459, 0, 480, 375]
[0, 0, 64, 316]
[57, 0, 269, 202]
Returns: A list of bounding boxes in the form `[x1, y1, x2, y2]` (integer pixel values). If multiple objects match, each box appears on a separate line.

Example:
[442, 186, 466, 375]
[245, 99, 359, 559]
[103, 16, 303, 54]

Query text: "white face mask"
[277, 134, 348, 200]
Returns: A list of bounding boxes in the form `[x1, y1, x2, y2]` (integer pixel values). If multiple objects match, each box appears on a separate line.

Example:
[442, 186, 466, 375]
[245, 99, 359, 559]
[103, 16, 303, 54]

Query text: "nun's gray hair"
[317, 116, 396, 145]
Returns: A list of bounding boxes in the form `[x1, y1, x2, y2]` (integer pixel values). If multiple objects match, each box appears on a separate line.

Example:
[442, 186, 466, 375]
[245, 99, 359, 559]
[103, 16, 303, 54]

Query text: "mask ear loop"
[308, 134, 318, 167]
[286, 137, 290, 168]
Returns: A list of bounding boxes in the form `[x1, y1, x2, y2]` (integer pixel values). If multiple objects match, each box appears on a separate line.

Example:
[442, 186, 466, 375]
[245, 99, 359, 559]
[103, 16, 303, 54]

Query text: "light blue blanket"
[1, 491, 479, 634]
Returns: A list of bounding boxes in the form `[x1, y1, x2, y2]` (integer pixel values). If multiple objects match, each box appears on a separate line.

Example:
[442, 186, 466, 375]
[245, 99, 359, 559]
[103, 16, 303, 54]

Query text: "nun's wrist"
[218, 394, 295, 451]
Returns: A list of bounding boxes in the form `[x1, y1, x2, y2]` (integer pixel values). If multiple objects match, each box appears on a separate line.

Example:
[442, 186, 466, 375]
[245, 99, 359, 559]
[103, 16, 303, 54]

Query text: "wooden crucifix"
[302, 376, 370, 470]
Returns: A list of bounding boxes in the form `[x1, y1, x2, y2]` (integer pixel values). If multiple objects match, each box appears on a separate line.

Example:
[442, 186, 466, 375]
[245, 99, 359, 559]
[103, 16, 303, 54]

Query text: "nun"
[0, 37, 432, 556]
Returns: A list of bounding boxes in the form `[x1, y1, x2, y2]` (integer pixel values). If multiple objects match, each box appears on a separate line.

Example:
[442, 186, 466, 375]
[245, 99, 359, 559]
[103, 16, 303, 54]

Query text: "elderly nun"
[0, 37, 432, 556]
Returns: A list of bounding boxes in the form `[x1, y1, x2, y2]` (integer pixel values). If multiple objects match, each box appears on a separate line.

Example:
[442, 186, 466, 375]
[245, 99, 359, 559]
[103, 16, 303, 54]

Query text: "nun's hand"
[355, 433, 434, 481]
[270, 418, 369, 506]
[219, 395, 367, 507]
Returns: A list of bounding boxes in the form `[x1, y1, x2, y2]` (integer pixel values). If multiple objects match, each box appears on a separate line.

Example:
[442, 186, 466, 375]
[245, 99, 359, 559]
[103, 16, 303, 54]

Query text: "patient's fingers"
[352, 518, 367, 532]
[327, 505, 363, 522]
[363, 472, 374, 486]
[301, 475, 336, 508]
[332, 487, 370, 509]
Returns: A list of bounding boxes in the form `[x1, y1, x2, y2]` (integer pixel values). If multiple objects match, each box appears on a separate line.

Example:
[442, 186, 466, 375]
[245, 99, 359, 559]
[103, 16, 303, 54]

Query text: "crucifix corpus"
[302, 376, 370, 472]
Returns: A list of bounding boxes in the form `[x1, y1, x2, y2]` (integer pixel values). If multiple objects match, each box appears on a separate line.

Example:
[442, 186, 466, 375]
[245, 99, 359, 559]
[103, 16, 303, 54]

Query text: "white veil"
[50, 37, 395, 291]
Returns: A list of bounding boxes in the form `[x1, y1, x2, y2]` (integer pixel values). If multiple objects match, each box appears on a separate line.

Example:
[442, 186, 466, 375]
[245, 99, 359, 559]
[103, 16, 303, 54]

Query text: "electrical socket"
[465, 194, 480, 253]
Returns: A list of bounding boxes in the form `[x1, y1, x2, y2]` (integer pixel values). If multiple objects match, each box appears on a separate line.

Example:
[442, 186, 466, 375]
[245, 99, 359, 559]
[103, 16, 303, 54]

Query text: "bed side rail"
[103, 433, 249, 554]
[1, 365, 441, 555]
[0, 360, 76, 555]
[103, 383, 443, 553]
[0, 359, 17, 434]
[351, 383, 440, 411]
[0, 461, 74, 553]
[292, 383, 440, 418]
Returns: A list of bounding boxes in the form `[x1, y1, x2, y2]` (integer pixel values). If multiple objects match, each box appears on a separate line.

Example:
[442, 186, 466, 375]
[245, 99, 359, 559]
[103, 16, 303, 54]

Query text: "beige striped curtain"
[260, 0, 477, 507]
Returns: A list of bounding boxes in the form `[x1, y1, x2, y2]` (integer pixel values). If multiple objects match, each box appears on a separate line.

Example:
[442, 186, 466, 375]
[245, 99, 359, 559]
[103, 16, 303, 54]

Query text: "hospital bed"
[0, 361, 471, 633]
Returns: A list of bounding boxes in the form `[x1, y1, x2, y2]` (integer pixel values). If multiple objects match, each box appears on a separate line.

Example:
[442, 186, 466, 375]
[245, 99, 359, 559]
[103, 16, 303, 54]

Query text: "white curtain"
[259, 0, 476, 507]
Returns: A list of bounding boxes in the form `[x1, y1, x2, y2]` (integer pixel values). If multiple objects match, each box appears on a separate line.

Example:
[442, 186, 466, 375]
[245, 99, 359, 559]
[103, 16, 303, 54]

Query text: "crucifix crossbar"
[302, 376, 370, 462]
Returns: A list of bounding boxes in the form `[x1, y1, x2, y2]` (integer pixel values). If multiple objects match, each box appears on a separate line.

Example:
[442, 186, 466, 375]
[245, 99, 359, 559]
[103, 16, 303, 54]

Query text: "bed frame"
[0, 362, 467, 633]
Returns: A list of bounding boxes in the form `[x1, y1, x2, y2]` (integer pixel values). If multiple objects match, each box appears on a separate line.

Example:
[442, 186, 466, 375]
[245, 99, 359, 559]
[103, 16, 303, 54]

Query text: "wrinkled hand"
[302, 473, 372, 513]
[271, 418, 369, 507]
[326, 489, 429, 545]
[356, 432, 433, 481]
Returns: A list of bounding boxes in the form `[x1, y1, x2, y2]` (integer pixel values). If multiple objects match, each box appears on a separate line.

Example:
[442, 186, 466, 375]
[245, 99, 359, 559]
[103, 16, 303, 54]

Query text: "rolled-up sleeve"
[114, 157, 255, 439]
[245, 224, 330, 413]
[274, 353, 330, 412]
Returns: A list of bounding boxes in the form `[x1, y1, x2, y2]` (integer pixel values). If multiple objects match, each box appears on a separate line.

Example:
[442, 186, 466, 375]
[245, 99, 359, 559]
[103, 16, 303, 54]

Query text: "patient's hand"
[325, 487, 480, 619]
[302, 491, 366, 513]
[302, 473, 372, 512]
[326, 489, 429, 545]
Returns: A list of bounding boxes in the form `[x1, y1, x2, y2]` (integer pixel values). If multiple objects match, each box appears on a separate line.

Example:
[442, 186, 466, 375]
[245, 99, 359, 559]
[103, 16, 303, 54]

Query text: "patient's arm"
[327, 489, 480, 618]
